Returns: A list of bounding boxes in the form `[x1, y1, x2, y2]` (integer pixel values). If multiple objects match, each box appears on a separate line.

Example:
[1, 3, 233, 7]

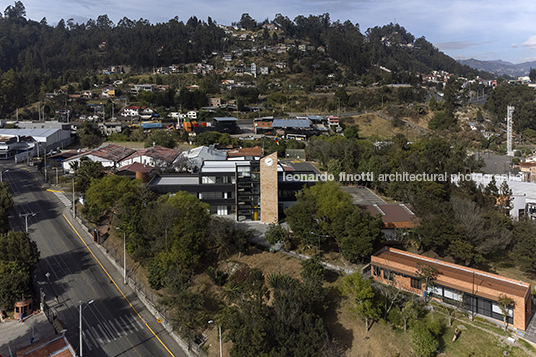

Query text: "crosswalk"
[83, 314, 146, 351]
[53, 191, 72, 207]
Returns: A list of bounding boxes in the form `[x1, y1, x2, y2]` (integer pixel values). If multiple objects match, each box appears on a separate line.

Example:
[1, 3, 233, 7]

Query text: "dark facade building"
[148, 158, 322, 221]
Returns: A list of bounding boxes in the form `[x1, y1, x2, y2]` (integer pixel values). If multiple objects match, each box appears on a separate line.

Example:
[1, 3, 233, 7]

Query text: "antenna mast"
[507, 106, 515, 156]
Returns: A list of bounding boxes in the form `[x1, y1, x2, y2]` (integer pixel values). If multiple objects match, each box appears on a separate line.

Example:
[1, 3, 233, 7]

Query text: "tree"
[511, 220, 536, 273]
[75, 159, 106, 193]
[0, 261, 30, 310]
[159, 268, 208, 341]
[415, 263, 439, 302]
[411, 322, 437, 357]
[0, 183, 13, 234]
[428, 111, 456, 130]
[264, 223, 288, 245]
[143, 130, 177, 148]
[343, 125, 359, 139]
[338, 208, 385, 262]
[239, 13, 256, 31]
[4, 1, 25, 18]
[77, 121, 103, 148]
[342, 271, 382, 332]
[83, 175, 143, 223]
[0, 231, 40, 311]
[497, 294, 514, 331]
[400, 300, 418, 331]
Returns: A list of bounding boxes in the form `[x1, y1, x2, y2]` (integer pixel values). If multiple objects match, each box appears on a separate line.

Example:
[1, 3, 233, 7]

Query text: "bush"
[411, 322, 437, 357]
[147, 258, 168, 290]
[388, 307, 402, 326]
[207, 266, 228, 286]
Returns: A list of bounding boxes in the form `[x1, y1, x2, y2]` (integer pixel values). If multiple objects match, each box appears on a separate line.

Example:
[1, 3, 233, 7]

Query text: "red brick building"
[371, 247, 532, 331]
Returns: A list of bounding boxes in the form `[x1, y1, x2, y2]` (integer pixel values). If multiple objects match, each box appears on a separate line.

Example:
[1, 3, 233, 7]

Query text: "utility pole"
[123, 232, 126, 285]
[79, 300, 94, 357]
[72, 176, 76, 218]
[44, 151, 47, 183]
[19, 212, 36, 232]
[0, 168, 9, 183]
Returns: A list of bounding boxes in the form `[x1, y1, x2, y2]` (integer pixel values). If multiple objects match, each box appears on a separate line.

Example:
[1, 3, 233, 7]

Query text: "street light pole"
[72, 176, 75, 218]
[208, 320, 223, 357]
[116, 227, 127, 285]
[0, 168, 8, 183]
[123, 232, 126, 285]
[79, 299, 93, 357]
[19, 212, 36, 232]
[219, 324, 222, 357]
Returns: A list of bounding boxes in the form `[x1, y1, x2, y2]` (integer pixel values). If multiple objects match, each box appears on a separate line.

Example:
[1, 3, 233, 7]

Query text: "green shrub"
[388, 307, 402, 326]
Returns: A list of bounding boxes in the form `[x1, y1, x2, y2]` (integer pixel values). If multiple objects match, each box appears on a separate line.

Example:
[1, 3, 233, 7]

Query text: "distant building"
[131, 84, 154, 94]
[61, 144, 136, 173]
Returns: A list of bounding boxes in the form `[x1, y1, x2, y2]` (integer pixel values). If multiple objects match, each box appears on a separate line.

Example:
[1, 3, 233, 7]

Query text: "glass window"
[492, 303, 513, 317]
[384, 269, 394, 281]
[373, 265, 380, 277]
[237, 166, 250, 178]
[202, 192, 222, 199]
[217, 206, 228, 215]
[411, 277, 421, 289]
[478, 298, 492, 317]
[444, 288, 463, 302]
[202, 176, 216, 184]
[223, 176, 229, 183]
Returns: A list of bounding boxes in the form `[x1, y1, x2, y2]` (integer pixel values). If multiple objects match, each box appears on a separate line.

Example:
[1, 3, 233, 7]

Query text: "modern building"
[147, 154, 322, 221]
[371, 247, 532, 331]
[213, 117, 240, 134]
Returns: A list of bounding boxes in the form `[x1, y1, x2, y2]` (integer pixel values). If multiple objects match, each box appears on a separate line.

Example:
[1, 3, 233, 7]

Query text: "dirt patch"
[341, 114, 425, 141]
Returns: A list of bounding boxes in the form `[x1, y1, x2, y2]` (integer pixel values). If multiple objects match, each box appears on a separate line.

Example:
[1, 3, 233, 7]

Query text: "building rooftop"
[16, 334, 76, 357]
[214, 117, 238, 122]
[65, 144, 136, 163]
[121, 145, 180, 164]
[227, 146, 263, 158]
[117, 162, 155, 174]
[359, 203, 418, 228]
[271, 119, 311, 128]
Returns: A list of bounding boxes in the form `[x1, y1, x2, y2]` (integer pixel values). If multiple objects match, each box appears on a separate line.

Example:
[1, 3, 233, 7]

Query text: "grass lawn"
[340, 113, 424, 141]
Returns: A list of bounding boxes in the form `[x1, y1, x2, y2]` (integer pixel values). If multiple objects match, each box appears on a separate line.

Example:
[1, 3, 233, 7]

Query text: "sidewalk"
[0, 312, 56, 357]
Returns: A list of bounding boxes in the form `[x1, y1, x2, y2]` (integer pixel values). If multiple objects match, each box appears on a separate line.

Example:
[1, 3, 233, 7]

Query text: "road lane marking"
[114, 318, 128, 337]
[86, 328, 98, 347]
[107, 319, 121, 339]
[90, 326, 103, 344]
[125, 315, 140, 331]
[98, 324, 111, 343]
[118, 316, 133, 335]
[63, 214, 177, 356]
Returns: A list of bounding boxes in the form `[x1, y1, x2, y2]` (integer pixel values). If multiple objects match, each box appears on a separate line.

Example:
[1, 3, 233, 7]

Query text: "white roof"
[0, 128, 62, 139]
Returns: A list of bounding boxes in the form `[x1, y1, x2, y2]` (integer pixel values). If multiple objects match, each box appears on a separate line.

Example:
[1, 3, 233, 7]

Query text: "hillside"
[0, 7, 492, 116]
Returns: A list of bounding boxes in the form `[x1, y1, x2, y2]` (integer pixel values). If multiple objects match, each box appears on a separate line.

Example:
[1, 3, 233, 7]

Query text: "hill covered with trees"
[0, 1, 491, 116]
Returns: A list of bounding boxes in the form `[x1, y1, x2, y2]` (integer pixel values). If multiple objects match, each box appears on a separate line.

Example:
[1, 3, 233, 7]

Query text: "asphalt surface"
[3, 164, 188, 357]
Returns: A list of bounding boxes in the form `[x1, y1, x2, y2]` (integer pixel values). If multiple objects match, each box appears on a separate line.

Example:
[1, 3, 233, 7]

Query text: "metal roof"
[271, 119, 310, 128]
[214, 117, 238, 122]
[0, 128, 63, 139]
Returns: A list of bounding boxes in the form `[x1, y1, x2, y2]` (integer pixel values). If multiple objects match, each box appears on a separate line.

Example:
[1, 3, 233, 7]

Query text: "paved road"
[4, 164, 188, 357]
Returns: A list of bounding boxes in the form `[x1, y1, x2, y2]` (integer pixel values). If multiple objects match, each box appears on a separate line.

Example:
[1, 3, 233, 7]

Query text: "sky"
[6, 0, 536, 64]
